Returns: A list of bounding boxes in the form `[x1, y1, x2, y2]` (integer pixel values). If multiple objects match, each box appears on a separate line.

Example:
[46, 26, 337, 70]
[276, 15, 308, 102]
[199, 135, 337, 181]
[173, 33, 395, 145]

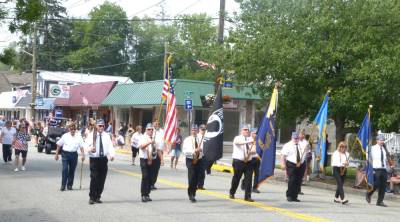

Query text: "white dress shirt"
[87, 131, 115, 158]
[331, 150, 349, 167]
[130, 132, 142, 148]
[368, 144, 388, 169]
[56, 132, 84, 152]
[182, 135, 203, 159]
[232, 135, 253, 161]
[153, 128, 165, 151]
[281, 140, 307, 164]
[138, 134, 156, 159]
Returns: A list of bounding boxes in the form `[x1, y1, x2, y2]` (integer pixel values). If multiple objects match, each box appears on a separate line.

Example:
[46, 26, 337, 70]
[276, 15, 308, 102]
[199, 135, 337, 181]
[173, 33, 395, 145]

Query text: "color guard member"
[55, 123, 85, 191]
[138, 123, 156, 202]
[281, 132, 308, 202]
[229, 124, 254, 202]
[87, 119, 115, 205]
[366, 135, 393, 207]
[182, 124, 203, 202]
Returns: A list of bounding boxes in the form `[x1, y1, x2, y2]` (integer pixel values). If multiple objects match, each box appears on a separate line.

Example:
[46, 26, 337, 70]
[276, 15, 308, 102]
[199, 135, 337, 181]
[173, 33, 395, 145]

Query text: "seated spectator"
[352, 164, 366, 189]
[388, 175, 400, 194]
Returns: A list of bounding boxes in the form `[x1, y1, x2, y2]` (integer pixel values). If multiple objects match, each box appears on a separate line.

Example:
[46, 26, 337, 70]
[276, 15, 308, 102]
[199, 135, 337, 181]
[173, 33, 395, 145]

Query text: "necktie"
[99, 133, 104, 157]
[296, 144, 301, 165]
[380, 146, 384, 167]
[195, 136, 198, 148]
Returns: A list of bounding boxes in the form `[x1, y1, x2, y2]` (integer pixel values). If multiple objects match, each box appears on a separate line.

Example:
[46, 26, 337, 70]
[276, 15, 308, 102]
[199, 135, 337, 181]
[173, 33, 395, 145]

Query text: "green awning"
[101, 79, 261, 107]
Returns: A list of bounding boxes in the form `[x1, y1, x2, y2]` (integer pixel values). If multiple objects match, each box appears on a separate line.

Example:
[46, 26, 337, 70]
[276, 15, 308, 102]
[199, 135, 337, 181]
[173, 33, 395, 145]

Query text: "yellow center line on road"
[111, 168, 330, 222]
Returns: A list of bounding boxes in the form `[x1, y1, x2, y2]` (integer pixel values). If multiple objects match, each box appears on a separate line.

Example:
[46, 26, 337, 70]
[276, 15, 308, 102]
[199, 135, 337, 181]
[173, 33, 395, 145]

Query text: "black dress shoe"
[89, 199, 95, 205]
[60, 186, 66, 191]
[298, 192, 304, 195]
[244, 198, 254, 202]
[293, 199, 301, 202]
[287, 198, 293, 202]
[197, 187, 205, 190]
[146, 196, 152, 202]
[229, 194, 235, 199]
[67, 186, 73, 190]
[95, 199, 103, 203]
[189, 196, 197, 203]
[252, 188, 260, 193]
[150, 186, 157, 190]
[376, 202, 387, 207]
[366, 193, 371, 204]
[141, 196, 148, 202]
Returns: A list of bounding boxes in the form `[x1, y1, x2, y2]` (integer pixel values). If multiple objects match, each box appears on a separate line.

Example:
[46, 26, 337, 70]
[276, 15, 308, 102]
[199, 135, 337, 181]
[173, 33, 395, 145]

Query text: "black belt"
[61, 150, 77, 154]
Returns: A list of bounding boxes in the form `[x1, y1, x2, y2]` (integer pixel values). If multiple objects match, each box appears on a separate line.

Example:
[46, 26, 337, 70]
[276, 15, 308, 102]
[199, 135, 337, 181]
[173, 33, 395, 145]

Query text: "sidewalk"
[115, 148, 400, 201]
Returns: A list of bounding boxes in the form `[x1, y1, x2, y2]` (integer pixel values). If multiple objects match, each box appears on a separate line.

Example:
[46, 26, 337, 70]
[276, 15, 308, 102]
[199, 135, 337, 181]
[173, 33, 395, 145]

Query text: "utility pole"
[30, 23, 38, 122]
[218, 0, 226, 44]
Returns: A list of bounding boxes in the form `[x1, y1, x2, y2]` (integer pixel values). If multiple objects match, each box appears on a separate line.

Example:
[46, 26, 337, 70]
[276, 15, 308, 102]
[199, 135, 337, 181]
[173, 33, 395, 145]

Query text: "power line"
[2, 16, 219, 22]
[128, 0, 166, 18]
[175, 0, 202, 15]
[69, 53, 165, 72]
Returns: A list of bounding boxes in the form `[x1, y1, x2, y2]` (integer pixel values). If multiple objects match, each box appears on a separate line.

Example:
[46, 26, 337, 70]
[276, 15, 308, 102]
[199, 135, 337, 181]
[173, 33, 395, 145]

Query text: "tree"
[66, 1, 130, 75]
[230, 0, 400, 144]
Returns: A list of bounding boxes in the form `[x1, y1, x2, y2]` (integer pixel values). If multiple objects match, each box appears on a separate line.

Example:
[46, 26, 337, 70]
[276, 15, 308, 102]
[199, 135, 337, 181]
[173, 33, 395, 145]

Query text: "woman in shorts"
[13, 125, 30, 172]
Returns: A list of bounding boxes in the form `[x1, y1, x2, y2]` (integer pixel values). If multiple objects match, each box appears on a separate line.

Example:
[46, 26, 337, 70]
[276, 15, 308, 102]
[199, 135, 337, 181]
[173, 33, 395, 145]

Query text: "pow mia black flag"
[203, 84, 223, 163]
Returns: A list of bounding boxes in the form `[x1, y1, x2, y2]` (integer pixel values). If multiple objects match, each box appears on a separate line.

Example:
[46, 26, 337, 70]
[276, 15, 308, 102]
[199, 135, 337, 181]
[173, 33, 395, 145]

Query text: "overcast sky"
[0, 0, 240, 50]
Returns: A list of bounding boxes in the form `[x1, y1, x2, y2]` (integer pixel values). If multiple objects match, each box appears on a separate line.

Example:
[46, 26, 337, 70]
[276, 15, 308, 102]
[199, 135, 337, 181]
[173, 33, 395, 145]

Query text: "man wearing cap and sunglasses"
[182, 124, 203, 202]
[281, 132, 308, 202]
[87, 119, 115, 205]
[229, 124, 254, 202]
[138, 123, 157, 202]
[366, 135, 393, 207]
[55, 123, 85, 191]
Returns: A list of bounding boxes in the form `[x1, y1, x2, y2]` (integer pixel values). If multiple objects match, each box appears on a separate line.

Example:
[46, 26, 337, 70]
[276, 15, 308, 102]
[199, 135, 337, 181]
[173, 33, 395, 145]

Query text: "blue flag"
[256, 87, 278, 186]
[313, 94, 329, 172]
[357, 110, 374, 189]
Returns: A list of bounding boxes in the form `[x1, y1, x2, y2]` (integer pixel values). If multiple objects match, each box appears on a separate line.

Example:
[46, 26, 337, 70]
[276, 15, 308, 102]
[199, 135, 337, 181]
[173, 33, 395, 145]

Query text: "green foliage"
[230, 0, 400, 135]
[9, 0, 46, 33]
[0, 47, 18, 67]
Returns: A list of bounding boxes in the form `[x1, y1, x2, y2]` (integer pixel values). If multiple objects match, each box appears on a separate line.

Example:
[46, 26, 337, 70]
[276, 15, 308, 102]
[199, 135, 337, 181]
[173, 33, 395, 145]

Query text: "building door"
[142, 110, 153, 129]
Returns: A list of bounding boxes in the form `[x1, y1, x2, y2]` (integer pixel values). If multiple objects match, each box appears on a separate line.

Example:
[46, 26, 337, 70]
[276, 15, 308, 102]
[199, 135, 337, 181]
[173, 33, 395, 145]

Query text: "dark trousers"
[205, 160, 213, 174]
[151, 156, 161, 187]
[197, 158, 206, 188]
[131, 146, 138, 158]
[252, 158, 260, 189]
[230, 159, 252, 199]
[140, 158, 154, 196]
[61, 151, 78, 187]
[2, 144, 12, 162]
[89, 157, 108, 200]
[241, 158, 260, 189]
[333, 166, 346, 199]
[368, 169, 388, 204]
[286, 161, 306, 200]
[186, 158, 202, 197]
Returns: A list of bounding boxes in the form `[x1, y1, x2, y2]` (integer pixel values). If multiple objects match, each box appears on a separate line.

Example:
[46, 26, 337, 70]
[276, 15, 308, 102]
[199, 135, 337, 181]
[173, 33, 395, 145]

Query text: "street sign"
[184, 99, 193, 110]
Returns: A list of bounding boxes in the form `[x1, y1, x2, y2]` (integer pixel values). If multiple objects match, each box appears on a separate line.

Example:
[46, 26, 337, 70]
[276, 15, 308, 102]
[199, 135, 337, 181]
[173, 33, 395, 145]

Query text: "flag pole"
[364, 104, 373, 191]
[156, 42, 169, 124]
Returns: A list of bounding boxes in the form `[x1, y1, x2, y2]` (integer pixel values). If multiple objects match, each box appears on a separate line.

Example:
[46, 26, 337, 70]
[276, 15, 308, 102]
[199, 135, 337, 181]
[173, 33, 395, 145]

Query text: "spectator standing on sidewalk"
[1, 121, 16, 163]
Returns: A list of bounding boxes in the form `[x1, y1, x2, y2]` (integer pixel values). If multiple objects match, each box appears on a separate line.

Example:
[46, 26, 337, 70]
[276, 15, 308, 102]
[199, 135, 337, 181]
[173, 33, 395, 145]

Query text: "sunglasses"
[147, 128, 153, 131]
[98, 125, 104, 128]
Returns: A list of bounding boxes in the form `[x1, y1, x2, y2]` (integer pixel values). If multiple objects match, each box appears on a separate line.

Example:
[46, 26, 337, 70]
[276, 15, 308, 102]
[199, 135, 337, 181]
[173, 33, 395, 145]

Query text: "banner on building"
[48, 84, 70, 98]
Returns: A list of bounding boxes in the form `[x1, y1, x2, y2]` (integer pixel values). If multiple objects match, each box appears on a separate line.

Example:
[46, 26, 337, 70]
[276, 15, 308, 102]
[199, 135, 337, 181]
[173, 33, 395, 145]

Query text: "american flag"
[161, 54, 173, 101]
[163, 68, 177, 144]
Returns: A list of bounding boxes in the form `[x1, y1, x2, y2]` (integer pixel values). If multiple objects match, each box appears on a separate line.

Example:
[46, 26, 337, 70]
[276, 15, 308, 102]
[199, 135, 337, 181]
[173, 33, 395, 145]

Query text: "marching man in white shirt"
[182, 124, 203, 203]
[151, 121, 165, 190]
[86, 119, 115, 205]
[366, 135, 394, 207]
[55, 123, 85, 191]
[281, 132, 308, 202]
[229, 124, 254, 202]
[331, 141, 349, 204]
[138, 123, 156, 202]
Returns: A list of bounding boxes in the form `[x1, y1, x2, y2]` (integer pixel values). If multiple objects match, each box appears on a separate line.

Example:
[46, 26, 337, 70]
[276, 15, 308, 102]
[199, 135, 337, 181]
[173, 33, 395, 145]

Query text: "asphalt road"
[0, 146, 399, 222]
